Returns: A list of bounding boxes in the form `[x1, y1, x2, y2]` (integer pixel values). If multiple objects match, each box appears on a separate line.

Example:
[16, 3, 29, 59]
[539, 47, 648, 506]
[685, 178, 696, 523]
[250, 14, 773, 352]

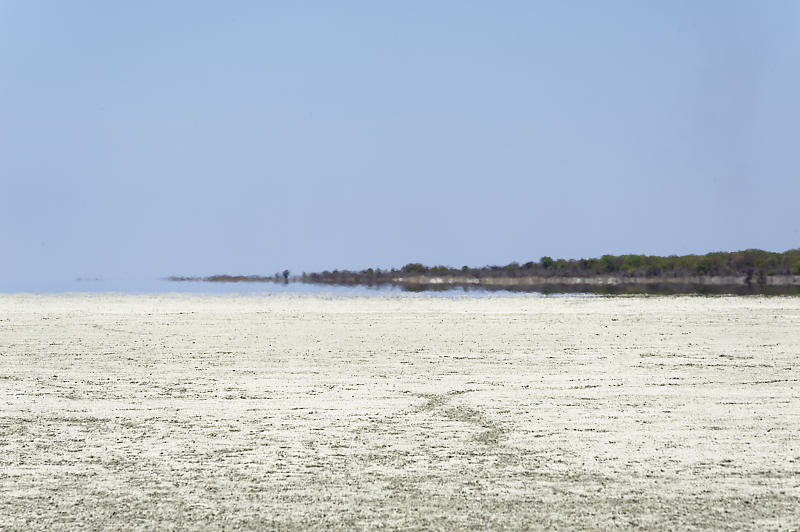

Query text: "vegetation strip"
[169, 249, 800, 294]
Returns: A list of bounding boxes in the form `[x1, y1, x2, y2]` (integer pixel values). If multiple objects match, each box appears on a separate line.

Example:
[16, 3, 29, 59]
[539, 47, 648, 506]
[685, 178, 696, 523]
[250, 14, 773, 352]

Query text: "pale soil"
[395, 274, 800, 286]
[0, 294, 798, 531]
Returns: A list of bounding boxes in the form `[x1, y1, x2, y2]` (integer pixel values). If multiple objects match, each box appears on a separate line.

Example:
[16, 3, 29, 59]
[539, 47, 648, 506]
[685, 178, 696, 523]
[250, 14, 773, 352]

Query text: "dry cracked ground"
[0, 293, 798, 530]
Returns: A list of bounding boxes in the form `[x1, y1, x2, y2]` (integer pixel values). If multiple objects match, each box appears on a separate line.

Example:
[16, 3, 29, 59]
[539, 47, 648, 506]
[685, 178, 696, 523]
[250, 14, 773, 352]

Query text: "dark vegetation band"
[304, 248, 800, 282]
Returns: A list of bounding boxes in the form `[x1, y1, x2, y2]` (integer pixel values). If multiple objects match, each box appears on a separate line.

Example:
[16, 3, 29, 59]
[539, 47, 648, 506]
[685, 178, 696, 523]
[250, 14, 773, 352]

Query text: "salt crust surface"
[1, 294, 798, 530]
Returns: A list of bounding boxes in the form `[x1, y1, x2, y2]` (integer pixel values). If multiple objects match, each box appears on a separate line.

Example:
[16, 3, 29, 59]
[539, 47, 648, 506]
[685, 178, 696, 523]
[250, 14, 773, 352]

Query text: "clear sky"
[2, 1, 799, 289]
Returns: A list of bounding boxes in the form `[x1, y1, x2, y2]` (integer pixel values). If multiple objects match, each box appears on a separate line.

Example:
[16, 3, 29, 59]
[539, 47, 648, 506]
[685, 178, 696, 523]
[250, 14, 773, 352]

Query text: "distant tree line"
[301, 249, 800, 286]
[168, 249, 800, 292]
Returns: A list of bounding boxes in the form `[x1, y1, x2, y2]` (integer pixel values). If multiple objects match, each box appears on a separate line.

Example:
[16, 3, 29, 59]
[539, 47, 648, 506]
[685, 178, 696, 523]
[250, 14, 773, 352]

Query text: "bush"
[696, 259, 713, 276]
[401, 263, 427, 274]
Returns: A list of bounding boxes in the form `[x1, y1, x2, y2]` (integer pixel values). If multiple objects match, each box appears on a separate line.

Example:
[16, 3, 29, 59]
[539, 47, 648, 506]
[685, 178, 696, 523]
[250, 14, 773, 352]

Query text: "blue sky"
[2, 1, 799, 288]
